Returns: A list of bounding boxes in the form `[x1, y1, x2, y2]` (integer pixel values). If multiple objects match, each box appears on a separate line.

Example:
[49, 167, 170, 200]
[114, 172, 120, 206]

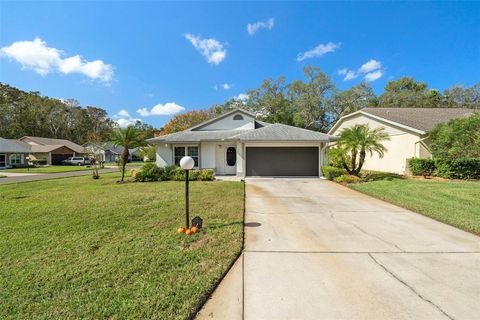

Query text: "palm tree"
[110, 126, 145, 181]
[337, 124, 390, 176]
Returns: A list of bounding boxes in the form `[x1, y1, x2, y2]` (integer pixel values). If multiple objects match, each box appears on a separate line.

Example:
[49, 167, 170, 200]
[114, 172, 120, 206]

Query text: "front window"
[174, 146, 199, 167]
[10, 154, 22, 165]
[233, 114, 244, 120]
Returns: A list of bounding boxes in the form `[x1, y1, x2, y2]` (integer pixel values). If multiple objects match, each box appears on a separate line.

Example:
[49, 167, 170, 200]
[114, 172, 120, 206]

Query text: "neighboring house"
[0, 137, 31, 169]
[84, 143, 144, 163]
[147, 108, 335, 177]
[329, 108, 476, 174]
[19, 136, 86, 165]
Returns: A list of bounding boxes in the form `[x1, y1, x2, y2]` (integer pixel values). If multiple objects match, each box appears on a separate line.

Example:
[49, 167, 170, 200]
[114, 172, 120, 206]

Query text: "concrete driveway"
[198, 178, 480, 320]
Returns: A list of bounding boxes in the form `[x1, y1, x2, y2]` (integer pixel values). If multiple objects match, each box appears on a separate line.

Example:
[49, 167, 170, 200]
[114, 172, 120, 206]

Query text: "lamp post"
[26, 156, 30, 172]
[180, 156, 195, 229]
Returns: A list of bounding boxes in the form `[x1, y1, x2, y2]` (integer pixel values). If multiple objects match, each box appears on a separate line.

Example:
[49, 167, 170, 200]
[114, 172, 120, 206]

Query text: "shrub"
[327, 147, 350, 168]
[362, 170, 402, 182]
[188, 170, 201, 181]
[134, 162, 164, 182]
[333, 175, 363, 184]
[322, 166, 348, 180]
[434, 158, 480, 179]
[198, 169, 214, 181]
[408, 158, 436, 176]
[170, 167, 186, 181]
[31, 159, 47, 166]
[130, 168, 141, 179]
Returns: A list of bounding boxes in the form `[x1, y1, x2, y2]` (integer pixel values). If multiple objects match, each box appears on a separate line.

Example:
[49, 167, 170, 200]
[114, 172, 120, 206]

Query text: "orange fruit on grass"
[191, 226, 199, 233]
[185, 229, 193, 235]
[177, 227, 186, 234]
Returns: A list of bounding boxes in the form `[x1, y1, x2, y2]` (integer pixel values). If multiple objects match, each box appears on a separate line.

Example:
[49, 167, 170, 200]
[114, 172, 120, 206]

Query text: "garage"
[51, 153, 73, 165]
[246, 147, 319, 176]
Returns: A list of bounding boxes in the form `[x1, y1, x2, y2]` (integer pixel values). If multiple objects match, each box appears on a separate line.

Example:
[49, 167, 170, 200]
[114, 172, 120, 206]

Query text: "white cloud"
[233, 93, 249, 101]
[214, 83, 231, 90]
[297, 42, 341, 62]
[359, 59, 382, 73]
[364, 70, 383, 82]
[185, 34, 226, 65]
[113, 110, 140, 128]
[0, 37, 114, 82]
[223, 83, 231, 89]
[137, 102, 185, 117]
[338, 59, 384, 82]
[247, 18, 274, 35]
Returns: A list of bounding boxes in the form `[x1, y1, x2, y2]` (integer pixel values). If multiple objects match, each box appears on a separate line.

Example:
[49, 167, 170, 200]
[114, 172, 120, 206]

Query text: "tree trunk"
[355, 149, 366, 176]
[121, 148, 129, 182]
[349, 150, 357, 175]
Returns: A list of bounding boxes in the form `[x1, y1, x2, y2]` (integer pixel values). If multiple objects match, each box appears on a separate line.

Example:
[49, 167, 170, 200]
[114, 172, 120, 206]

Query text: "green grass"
[352, 178, 480, 235]
[0, 173, 244, 319]
[3, 165, 91, 173]
[104, 162, 145, 167]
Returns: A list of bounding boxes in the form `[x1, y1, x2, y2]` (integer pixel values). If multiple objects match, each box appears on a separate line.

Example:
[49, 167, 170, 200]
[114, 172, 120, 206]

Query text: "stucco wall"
[156, 144, 173, 167]
[330, 114, 423, 174]
[200, 142, 215, 169]
[197, 112, 255, 131]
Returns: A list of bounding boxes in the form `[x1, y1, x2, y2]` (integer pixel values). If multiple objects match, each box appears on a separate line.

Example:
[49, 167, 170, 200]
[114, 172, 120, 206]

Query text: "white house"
[329, 108, 476, 174]
[147, 108, 336, 177]
[0, 138, 31, 169]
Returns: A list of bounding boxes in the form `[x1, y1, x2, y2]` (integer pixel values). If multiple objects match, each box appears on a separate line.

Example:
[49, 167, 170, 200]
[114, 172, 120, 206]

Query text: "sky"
[1, 1, 479, 128]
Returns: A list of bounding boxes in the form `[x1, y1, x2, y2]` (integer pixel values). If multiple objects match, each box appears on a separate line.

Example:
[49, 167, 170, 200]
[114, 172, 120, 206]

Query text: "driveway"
[198, 178, 480, 320]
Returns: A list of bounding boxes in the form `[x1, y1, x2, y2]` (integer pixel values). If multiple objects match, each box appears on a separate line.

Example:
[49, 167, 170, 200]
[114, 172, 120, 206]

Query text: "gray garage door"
[246, 147, 319, 176]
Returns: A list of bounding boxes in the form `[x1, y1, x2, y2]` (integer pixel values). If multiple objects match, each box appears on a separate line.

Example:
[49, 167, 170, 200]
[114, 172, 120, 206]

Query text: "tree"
[379, 77, 441, 108]
[160, 110, 210, 135]
[110, 126, 146, 181]
[331, 82, 377, 124]
[443, 83, 480, 109]
[336, 124, 390, 176]
[429, 113, 480, 158]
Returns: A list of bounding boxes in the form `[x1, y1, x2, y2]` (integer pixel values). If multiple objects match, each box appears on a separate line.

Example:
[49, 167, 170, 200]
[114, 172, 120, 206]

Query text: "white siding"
[331, 114, 424, 174]
[197, 112, 255, 131]
[200, 142, 216, 169]
[156, 144, 172, 167]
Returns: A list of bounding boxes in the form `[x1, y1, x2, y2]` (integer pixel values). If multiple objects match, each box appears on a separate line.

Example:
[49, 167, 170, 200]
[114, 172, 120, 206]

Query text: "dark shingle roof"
[21, 136, 85, 153]
[361, 108, 476, 132]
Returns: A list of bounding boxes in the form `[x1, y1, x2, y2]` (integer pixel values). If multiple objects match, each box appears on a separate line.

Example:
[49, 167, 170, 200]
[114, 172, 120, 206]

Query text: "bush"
[333, 175, 363, 184]
[134, 162, 164, 182]
[362, 170, 402, 182]
[327, 147, 350, 168]
[170, 167, 185, 181]
[198, 169, 214, 181]
[322, 166, 348, 180]
[31, 159, 47, 166]
[408, 158, 436, 176]
[434, 158, 480, 179]
[130, 168, 141, 179]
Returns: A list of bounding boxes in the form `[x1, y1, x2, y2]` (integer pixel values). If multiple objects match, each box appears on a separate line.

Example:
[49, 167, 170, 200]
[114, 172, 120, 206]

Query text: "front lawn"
[0, 173, 244, 319]
[3, 165, 91, 173]
[352, 178, 480, 235]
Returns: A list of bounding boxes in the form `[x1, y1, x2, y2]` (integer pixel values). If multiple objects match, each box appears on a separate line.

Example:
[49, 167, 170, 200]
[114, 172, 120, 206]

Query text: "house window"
[226, 147, 236, 166]
[174, 146, 199, 167]
[174, 147, 185, 165]
[233, 114, 244, 120]
[10, 154, 22, 165]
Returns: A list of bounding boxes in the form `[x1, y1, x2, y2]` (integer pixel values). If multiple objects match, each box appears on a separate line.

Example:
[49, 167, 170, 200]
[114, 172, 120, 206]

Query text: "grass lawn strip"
[352, 178, 480, 235]
[2, 166, 92, 174]
[0, 173, 244, 319]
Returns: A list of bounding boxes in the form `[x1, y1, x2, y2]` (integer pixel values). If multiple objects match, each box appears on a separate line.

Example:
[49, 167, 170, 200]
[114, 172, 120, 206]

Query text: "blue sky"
[1, 1, 479, 128]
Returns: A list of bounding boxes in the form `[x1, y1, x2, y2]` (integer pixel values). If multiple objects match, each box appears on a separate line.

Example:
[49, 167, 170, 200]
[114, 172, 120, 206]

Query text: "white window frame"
[10, 154, 23, 165]
[173, 145, 200, 168]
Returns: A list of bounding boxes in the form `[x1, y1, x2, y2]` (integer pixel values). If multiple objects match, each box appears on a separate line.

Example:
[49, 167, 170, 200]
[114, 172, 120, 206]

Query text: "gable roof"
[20, 136, 85, 153]
[330, 108, 476, 135]
[0, 138, 31, 153]
[188, 108, 256, 131]
[234, 123, 332, 142]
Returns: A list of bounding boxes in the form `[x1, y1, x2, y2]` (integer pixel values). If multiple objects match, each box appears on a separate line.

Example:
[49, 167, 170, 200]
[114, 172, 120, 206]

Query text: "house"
[83, 143, 144, 163]
[147, 108, 335, 177]
[328, 108, 476, 174]
[19, 136, 86, 165]
[0, 138, 31, 169]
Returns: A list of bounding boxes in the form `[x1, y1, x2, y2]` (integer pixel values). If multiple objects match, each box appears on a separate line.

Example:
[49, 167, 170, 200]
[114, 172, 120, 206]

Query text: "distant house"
[0, 138, 31, 169]
[19, 136, 86, 165]
[148, 108, 335, 177]
[328, 108, 476, 174]
[83, 143, 144, 163]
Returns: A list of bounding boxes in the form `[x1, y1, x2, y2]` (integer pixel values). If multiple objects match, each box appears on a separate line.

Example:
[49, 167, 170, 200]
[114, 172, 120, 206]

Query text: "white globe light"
[180, 156, 195, 170]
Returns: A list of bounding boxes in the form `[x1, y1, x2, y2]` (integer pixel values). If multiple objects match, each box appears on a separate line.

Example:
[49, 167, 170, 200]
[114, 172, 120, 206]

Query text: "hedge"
[408, 158, 436, 176]
[132, 163, 215, 182]
[408, 157, 480, 179]
[322, 166, 348, 180]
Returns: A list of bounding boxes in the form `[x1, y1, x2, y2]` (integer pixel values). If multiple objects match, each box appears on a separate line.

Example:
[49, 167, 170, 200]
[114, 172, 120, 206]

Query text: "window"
[10, 154, 22, 165]
[233, 114, 244, 121]
[174, 146, 199, 167]
[174, 147, 185, 165]
[226, 147, 236, 166]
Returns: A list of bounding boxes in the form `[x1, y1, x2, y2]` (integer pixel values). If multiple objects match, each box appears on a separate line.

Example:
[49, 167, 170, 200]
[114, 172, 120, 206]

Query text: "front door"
[0, 154, 6, 168]
[225, 146, 237, 175]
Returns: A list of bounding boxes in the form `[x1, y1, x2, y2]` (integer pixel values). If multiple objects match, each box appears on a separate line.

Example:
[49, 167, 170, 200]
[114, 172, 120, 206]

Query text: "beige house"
[0, 138, 31, 169]
[328, 108, 476, 174]
[19, 136, 86, 165]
